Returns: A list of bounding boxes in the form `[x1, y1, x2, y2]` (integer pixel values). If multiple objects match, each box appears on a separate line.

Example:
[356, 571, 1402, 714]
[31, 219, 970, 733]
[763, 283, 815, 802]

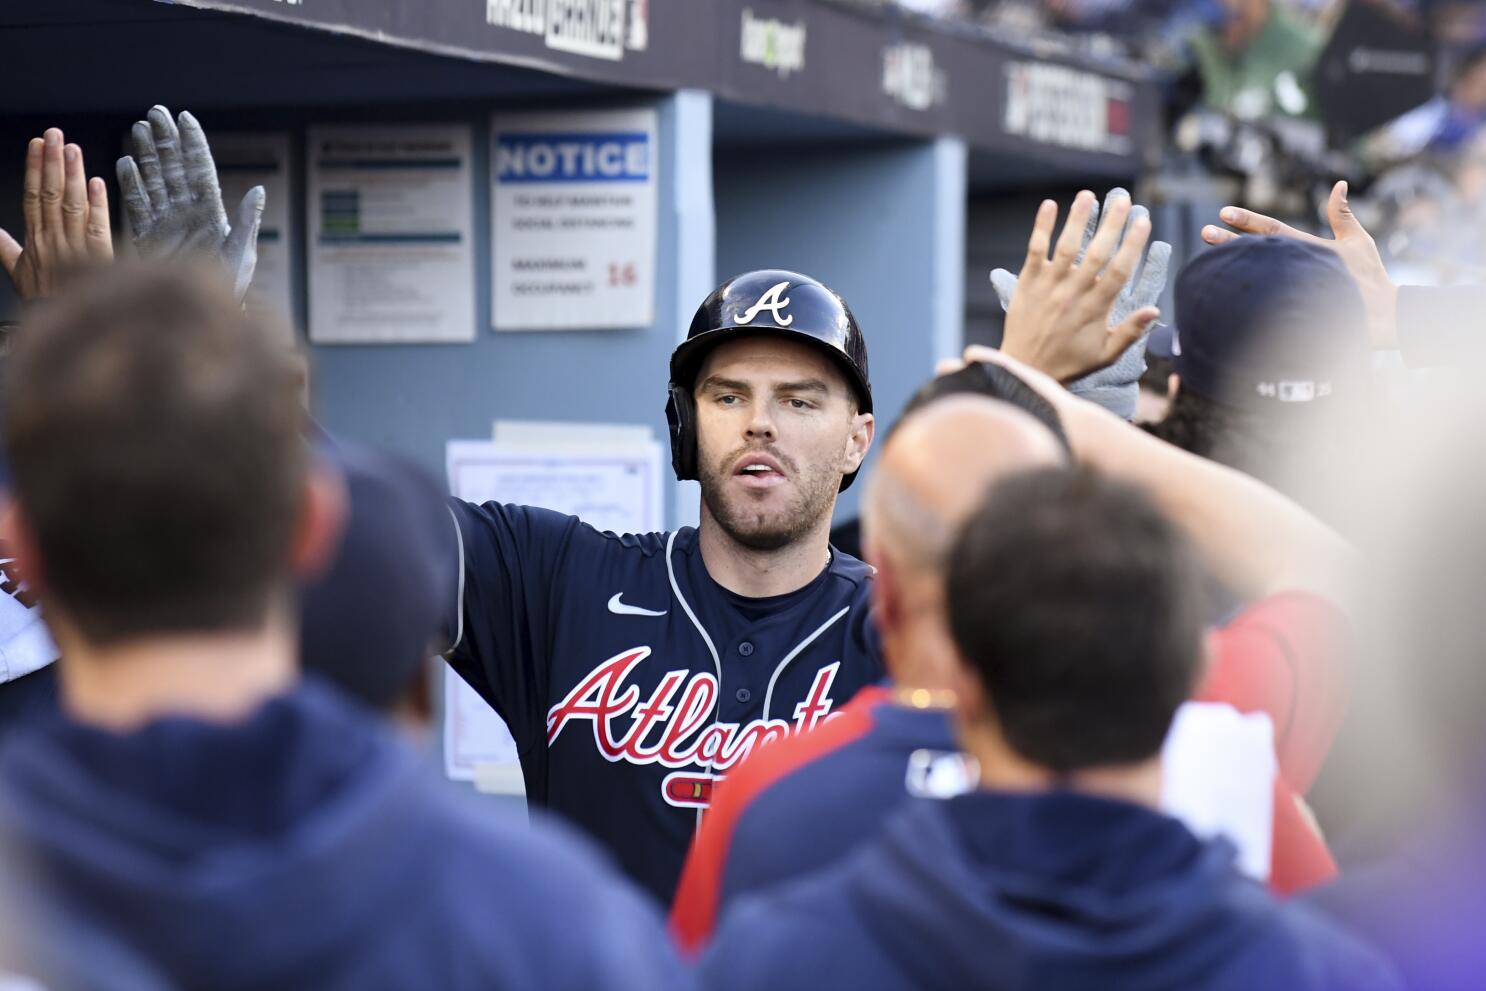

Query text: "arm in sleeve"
[1197, 592, 1349, 795]
[1396, 285, 1486, 369]
[442, 499, 583, 755]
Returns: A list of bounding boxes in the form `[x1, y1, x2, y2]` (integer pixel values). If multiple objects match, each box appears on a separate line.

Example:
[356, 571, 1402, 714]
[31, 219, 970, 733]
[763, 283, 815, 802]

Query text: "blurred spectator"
[701, 463, 1397, 991]
[1377, 45, 1486, 157]
[0, 265, 686, 991]
[1191, 0, 1324, 119]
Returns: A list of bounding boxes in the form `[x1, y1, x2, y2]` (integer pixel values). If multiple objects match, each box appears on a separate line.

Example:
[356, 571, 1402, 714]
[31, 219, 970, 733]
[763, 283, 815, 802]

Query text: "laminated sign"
[491, 108, 659, 331]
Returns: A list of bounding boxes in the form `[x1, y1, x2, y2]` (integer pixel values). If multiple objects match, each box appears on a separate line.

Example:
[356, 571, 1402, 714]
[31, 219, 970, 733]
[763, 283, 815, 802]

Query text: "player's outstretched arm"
[1203, 181, 1397, 351]
[991, 187, 1171, 420]
[117, 106, 265, 303]
[0, 128, 113, 302]
[994, 190, 1162, 385]
[951, 346, 1356, 603]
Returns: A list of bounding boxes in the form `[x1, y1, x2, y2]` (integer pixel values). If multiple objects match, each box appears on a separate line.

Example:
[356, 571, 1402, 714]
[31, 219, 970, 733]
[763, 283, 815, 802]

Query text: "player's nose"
[745, 407, 777, 442]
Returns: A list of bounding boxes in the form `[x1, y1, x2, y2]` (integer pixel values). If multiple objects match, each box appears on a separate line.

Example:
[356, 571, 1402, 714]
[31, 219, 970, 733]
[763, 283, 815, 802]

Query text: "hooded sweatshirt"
[0, 679, 690, 991]
[702, 790, 1397, 991]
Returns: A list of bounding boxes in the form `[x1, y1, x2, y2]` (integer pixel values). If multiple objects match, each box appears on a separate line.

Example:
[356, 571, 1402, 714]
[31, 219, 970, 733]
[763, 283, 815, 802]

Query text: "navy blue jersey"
[443, 500, 884, 903]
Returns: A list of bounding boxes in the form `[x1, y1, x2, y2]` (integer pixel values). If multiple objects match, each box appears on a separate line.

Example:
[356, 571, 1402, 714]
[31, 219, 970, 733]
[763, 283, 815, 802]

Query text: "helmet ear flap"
[666, 383, 698, 482]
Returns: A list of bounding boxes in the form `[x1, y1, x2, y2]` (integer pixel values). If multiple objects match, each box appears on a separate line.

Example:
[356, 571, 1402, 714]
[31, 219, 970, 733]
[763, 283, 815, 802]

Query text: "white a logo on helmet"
[736, 281, 794, 327]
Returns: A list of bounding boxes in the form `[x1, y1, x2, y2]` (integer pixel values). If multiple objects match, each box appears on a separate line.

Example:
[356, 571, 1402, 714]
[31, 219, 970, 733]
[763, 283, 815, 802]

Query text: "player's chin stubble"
[698, 452, 839, 552]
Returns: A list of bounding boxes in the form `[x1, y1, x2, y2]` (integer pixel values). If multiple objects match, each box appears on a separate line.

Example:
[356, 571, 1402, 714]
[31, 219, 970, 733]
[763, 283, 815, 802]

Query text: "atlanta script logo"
[546, 647, 841, 808]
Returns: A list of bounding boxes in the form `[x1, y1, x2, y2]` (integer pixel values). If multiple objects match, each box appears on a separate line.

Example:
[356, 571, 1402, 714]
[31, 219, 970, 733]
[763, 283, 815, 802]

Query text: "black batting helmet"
[665, 270, 872, 491]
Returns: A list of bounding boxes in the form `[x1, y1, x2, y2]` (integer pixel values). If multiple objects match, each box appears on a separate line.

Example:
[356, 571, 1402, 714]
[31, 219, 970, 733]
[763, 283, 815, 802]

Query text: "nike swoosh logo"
[607, 593, 668, 617]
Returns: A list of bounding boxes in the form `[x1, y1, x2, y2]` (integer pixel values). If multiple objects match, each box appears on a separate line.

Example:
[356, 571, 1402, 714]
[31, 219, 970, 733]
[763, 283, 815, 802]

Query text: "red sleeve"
[1270, 775, 1338, 895]
[1197, 592, 1349, 795]
[669, 686, 887, 956]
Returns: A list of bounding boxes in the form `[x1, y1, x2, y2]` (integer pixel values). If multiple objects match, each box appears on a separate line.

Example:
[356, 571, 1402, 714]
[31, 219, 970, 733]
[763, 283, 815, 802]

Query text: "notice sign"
[491, 108, 658, 331]
[308, 124, 476, 344]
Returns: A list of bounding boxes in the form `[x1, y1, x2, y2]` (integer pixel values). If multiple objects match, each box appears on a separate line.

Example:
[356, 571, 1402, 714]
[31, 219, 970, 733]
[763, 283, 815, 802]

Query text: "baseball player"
[443, 270, 882, 902]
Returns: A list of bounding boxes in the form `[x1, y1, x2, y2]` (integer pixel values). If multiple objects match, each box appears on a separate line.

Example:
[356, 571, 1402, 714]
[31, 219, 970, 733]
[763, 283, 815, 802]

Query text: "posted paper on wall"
[443, 431, 664, 788]
[491, 108, 658, 331]
[308, 124, 475, 343]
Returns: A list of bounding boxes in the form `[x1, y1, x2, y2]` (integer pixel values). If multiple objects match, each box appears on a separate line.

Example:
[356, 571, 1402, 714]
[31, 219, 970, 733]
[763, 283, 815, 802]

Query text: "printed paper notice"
[308, 124, 475, 343]
[492, 108, 658, 330]
[443, 434, 664, 787]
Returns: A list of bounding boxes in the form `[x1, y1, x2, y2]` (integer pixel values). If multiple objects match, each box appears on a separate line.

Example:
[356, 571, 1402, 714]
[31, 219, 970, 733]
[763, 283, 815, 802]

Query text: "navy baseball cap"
[1150, 237, 1368, 411]
[299, 440, 455, 711]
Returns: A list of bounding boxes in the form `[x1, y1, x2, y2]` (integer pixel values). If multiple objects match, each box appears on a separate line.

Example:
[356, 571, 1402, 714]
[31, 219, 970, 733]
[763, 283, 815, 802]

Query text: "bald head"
[864, 395, 1068, 574]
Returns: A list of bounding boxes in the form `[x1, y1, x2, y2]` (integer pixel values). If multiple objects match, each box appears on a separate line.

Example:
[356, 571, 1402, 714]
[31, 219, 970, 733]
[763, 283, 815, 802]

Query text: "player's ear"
[289, 460, 349, 581]
[867, 538, 901, 634]
[842, 412, 874, 476]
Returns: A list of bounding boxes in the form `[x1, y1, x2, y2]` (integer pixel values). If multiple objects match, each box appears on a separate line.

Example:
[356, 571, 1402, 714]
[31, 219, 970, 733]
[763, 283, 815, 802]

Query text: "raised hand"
[0, 129, 113, 302]
[117, 106, 264, 302]
[995, 190, 1161, 384]
[1203, 180, 1397, 349]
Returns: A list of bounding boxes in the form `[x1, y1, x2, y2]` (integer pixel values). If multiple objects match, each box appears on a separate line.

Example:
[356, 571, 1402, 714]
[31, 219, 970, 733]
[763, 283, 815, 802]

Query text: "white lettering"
[740, 8, 807, 79]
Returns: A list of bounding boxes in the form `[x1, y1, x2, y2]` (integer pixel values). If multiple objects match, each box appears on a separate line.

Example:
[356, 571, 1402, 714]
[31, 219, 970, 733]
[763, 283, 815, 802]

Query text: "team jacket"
[444, 500, 883, 903]
[0, 679, 688, 991]
[699, 791, 1399, 991]
[673, 591, 1346, 950]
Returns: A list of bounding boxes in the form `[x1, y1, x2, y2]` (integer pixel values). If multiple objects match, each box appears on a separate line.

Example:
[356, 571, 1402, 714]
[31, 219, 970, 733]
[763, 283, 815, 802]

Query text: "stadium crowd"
[0, 98, 1483, 991]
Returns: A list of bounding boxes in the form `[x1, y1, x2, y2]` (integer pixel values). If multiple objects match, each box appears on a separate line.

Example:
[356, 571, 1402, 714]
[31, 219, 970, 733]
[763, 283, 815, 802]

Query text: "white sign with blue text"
[491, 108, 658, 330]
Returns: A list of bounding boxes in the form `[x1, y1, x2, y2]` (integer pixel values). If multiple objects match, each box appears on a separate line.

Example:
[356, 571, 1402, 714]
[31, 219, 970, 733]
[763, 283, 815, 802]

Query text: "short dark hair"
[946, 467, 1206, 773]
[893, 362, 1070, 454]
[2, 264, 306, 644]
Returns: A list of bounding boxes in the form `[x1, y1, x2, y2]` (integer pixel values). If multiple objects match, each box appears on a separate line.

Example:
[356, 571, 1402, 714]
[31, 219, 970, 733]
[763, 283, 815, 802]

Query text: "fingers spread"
[86, 177, 113, 260]
[61, 144, 89, 250]
[1081, 188, 1127, 264]
[117, 156, 154, 238]
[1022, 199, 1058, 275]
[1216, 205, 1316, 243]
[1201, 224, 1239, 246]
[1075, 190, 1108, 263]
[132, 120, 169, 213]
[21, 137, 43, 244]
[177, 111, 226, 220]
[1326, 179, 1368, 242]
[0, 228, 21, 275]
[40, 129, 65, 243]
[149, 106, 190, 206]
[1079, 193, 1134, 288]
[990, 268, 1019, 311]
[224, 185, 266, 299]
[1051, 190, 1096, 271]
[1133, 240, 1171, 308]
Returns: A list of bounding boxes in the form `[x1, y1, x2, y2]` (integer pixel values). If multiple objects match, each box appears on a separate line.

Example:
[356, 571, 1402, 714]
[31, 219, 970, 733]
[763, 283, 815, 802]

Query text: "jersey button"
[735, 688, 752, 703]
[738, 641, 755, 656]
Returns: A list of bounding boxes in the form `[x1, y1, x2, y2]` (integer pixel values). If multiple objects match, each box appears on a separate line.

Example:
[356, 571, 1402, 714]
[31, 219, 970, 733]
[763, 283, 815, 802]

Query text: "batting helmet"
[665, 270, 872, 491]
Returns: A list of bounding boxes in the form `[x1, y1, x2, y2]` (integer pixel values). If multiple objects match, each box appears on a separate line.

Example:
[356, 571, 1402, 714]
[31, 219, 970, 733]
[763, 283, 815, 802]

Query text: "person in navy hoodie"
[702, 462, 1398, 991]
[0, 264, 689, 991]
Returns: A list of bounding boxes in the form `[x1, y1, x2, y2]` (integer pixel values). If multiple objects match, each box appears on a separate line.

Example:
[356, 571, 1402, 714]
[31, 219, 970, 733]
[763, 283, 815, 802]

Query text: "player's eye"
[716, 394, 741, 406]
[786, 398, 813, 410]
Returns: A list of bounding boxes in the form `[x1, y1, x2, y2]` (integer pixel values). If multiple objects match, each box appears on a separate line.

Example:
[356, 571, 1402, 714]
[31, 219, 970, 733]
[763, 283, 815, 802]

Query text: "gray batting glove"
[117, 106, 264, 302]
[991, 188, 1171, 420]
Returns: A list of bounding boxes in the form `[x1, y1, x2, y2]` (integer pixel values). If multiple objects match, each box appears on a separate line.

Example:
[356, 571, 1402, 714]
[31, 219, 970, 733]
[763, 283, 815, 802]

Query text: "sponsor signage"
[1004, 61, 1133, 155]
[160, 0, 1158, 167]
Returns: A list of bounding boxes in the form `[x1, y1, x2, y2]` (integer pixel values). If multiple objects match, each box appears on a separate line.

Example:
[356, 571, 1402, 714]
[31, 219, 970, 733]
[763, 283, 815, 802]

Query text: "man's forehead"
[697, 335, 846, 388]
